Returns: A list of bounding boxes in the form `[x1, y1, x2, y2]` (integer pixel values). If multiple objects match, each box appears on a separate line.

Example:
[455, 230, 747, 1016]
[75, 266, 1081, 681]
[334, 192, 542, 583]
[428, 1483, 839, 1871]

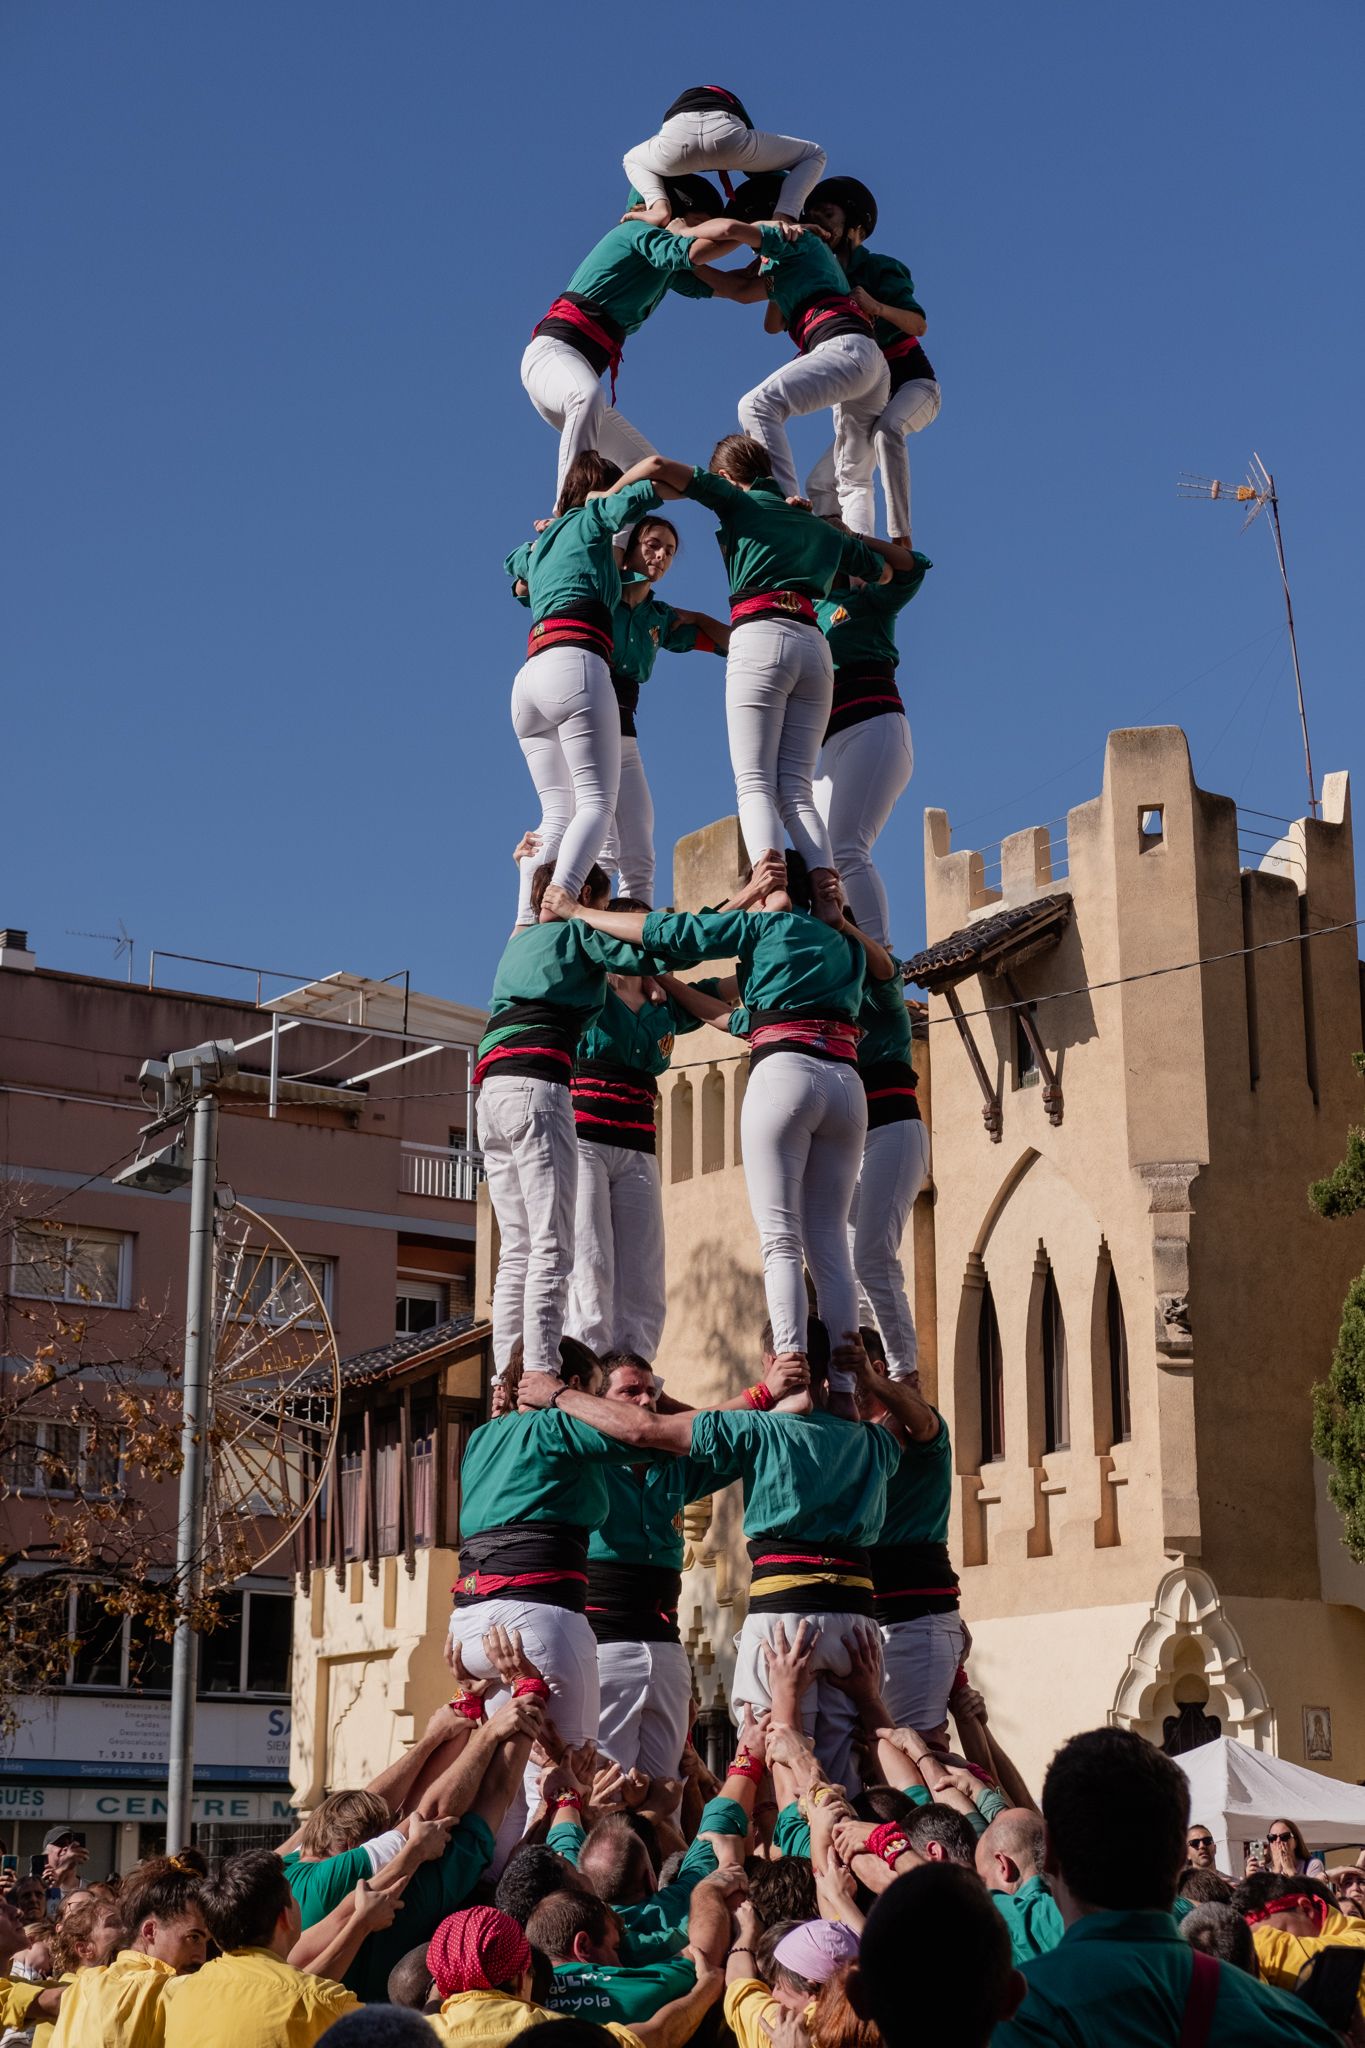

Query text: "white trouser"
[476, 1075, 577, 1378]
[511, 647, 621, 926]
[622, 110, 826, 220]
[563, 1140, 667, 1361]
[598, 734, 656, 903]
[849, 1119, 931, 1379]
[726, 620, 835, 872]
[740, 1053, 867, 1375]
[738, 335, 889, 531]
[732, 1610, 881, 1793]
[447, 1599, 600, 1875]
[807, 378, 942, 541]
[521, 334, 657, 501]
[813, 714, 915, 945]
[880, 1612, 967, 1736]
[596, 1638, 693, 1779]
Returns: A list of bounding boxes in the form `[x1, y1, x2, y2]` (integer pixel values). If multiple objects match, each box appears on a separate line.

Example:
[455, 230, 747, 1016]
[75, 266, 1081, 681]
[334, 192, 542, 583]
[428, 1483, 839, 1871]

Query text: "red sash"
[790, 293, 873, 354]
[536, 296, 624, 400]
[730, 590, 817, 628]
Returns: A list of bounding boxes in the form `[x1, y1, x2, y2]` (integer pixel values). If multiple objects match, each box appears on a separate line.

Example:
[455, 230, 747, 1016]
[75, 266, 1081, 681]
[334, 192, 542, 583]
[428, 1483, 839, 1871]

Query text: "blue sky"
[5, 3, 1363, 1013]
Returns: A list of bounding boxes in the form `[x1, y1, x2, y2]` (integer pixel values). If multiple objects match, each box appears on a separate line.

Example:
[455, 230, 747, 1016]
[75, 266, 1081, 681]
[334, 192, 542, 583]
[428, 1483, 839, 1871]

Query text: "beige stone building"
[288, 723, 1365, 1810]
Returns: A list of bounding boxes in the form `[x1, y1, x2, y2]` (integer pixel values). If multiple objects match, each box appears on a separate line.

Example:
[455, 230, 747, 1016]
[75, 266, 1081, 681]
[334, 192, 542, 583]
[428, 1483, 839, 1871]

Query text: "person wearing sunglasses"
[1246, 1819, 1328, 1880]
[1185, 1825, 1228, 1878]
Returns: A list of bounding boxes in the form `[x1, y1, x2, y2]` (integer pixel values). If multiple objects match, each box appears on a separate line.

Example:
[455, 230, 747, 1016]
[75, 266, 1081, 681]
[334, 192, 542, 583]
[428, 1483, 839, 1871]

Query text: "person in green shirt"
[528, 1864, 735, 2033]
[992, 1728, 1339, 2047]
[543, 860, 873, 1383]
[813, 550, 931, 946]
[597, 445, 916, 893]
[977, 1810, 1067, 1965]
[801, 177, 940, 545]
[521, 194, 753, 498]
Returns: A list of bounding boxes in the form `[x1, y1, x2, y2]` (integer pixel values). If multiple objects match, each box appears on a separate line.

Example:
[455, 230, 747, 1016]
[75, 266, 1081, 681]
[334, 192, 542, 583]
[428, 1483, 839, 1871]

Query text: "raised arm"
[656, 973, 735, 1029]
[852, 287, 927, 338]
[671, 607, 732, 653]
[608, 454, 696, 497]
[289, 1875, 403, 1979]
[517, 1374, 696, 1455]
[833, 911, 899, 986]
[845, 1340, 940, 1445]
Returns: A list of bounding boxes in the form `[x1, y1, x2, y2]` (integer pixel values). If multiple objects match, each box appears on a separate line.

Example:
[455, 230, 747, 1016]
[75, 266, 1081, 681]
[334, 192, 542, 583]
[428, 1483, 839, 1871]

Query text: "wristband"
[808, 1784, 835, 1808]
[865, 1821, 910, 1869]
[449, 1689, 486, 1723]
[744, 1381, 776, 1412]
[513, 1677, 551, 1700]
[551, 1790, 583, 1814]
[727, 1747, 765, 1785]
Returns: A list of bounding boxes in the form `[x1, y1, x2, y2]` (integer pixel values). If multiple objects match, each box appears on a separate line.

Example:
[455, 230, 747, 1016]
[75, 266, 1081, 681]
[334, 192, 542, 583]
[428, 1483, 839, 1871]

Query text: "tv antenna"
[1177, 454, 1317, 818]
[67, 918, 135, 980]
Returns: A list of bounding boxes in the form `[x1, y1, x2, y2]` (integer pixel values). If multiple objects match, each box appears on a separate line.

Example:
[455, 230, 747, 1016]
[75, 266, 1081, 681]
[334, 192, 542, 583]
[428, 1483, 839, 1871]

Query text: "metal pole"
[1263, 476, 1319, 820]
[165, 1092, 218, 1854]
[268, 1014, 280, 1121]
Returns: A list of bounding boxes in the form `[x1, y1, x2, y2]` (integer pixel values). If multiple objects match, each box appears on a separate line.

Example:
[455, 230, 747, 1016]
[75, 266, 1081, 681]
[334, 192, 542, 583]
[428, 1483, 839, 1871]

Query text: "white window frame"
[3, 1421, 126, 1499]
[61, 1581, 291, 1697]
[395, 1277, 448, 1337]
[10, 1225, 131, 1309]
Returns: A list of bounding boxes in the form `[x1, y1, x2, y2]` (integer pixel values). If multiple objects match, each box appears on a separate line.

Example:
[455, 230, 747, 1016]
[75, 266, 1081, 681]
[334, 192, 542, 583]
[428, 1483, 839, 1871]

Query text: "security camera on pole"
[114, 1039, 237, 1854]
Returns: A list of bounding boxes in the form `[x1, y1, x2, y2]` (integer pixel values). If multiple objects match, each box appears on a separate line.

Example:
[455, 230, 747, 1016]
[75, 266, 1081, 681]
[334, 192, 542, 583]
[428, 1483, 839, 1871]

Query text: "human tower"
[455, 86, 954, 1857]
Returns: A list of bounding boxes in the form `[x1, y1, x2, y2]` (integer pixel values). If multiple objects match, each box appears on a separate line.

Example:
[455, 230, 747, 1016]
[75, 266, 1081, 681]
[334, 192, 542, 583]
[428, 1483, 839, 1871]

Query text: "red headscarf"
[427, 1906, 531, 1998]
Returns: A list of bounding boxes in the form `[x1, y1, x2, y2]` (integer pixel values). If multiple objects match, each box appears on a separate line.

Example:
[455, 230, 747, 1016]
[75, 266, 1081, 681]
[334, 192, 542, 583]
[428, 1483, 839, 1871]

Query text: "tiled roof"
[902, 893, 1073, 992]
[301, 1312, 489, 1394]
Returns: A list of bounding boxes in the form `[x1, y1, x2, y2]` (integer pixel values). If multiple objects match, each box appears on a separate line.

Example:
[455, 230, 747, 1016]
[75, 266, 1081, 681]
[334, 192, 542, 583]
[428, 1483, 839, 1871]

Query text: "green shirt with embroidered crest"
[683, 469, 883, 602]
[478, 923, 652, 1061]
[576, 986, 704, 1077]
[815, 556, 932, 671]
[504, 479, 661, 626]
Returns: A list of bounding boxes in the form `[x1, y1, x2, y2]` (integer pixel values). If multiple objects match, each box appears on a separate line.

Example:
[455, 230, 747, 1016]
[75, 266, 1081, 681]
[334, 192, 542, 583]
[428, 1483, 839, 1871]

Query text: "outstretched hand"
[482, 1623, 545, 1689]
[515, 1371, 564, 1411]
[763, 1617, 819, 1711]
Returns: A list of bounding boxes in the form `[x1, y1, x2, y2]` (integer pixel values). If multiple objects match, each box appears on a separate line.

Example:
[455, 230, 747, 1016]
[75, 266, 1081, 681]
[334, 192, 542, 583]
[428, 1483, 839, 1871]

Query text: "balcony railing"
[399, 1143, 485, 1202]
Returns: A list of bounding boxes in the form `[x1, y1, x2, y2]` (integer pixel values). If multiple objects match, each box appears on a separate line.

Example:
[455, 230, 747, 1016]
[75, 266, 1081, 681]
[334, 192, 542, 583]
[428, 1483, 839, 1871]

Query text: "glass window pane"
[71, 1587, 125, 1687]
[198, 1593, 244, 1694]
[304, 1259, 330, 1307]
[81, 1428, 123, 1497]
[68, 1234, 122, 1305]
[15, 1225, 64, 1297]
[40, 1423, 81, 1492]
[245, 1595, 292, 1695]
[128, 1618, 173, 1692]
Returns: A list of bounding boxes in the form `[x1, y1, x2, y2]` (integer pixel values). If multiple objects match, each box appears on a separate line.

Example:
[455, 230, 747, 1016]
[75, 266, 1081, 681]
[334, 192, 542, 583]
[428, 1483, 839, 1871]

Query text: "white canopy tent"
[1177, 1737, 1365, 1878]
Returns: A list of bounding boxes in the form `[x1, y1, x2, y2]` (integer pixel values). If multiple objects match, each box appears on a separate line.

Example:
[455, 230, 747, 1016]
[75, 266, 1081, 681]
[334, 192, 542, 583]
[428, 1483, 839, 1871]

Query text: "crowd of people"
[5, 83, 1364, 2048]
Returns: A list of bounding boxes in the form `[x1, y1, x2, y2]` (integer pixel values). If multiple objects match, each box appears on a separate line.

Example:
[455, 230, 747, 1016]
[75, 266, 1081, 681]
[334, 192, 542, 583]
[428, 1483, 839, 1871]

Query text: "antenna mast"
[1177, 457, 1318, 818]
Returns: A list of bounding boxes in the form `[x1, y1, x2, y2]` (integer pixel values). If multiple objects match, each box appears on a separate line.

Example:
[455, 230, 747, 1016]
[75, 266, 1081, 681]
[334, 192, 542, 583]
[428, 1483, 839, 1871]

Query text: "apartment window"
[198, 1590, 293, 1697]
[231, 1250, 333, 1328]
[1, 1422, 124, 1498]
[1107, 1268, 1132, 1443]
[396, 1279, 448, 1337]
[12, 1225, 128, 1307]
[977, 1280, 1005, 1463]
[1041, 1266, 1070, 1452]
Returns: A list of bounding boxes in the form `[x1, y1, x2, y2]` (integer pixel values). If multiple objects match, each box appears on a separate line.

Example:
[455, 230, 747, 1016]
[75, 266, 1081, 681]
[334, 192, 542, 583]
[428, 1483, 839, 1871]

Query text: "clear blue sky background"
[5, 3, 1363, 1013]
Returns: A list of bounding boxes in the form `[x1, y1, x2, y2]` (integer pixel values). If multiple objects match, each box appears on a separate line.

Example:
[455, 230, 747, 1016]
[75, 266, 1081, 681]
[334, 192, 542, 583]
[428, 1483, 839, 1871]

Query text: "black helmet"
[723, 172, 784, 224]
[804, 176, 878, 238]
[626, 173, 726, 220]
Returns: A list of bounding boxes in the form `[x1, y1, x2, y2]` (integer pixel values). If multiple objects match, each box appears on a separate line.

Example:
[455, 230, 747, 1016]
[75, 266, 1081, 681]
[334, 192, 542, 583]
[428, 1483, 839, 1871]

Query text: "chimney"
[0, 928, 37, 972]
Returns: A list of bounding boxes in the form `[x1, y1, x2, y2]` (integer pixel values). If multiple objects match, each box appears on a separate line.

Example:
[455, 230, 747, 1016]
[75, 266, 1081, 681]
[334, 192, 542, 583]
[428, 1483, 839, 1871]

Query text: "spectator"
[1329, 1867, 1365, 1918]
[1183, 1822, 1222, 1875]
[40, 1834, 89, 1908]
[1179, 1903, 1256, 1975]
[160, 1850, 359, 2048]
[976, 1809, 1064, 1963]
[1246, 1819, 1327, 1881]
[855, 1865, 1022, 2047]
[49, 1855, 207, 2047]
[991, 1728, 1338, 2045]
[10, 1879, 49, 1927]
[0, 1890, 64, 2034]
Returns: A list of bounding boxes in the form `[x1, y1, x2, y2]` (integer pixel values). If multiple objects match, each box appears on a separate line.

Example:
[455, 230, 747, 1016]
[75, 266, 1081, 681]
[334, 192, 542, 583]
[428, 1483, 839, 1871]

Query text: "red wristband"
[449, 1690, 486, 1723]
[727, 1747, 765, 1785]
[513, 1677, 551, 1700]
[552, 1790, 583, 1814]
[744, 1381, 775, 1412]
[865, 1821, 910, 1868]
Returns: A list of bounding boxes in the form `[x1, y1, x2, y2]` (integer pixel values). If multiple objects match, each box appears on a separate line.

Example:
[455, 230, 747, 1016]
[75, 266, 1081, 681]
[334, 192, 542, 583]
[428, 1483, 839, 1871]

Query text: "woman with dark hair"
[599, 517, 729, 906]
[474, 864, 652, 1388]
[813, 548, 932, 947]
[521, 196, 751, 497]
[802, 178, 940, 546]
[503, 455, 674, 931]
[622, 87, 825, 228]
[1247, 1818, 1327, 1880]
[543, 852, 870, 1388]
[605, 446, 916, 908]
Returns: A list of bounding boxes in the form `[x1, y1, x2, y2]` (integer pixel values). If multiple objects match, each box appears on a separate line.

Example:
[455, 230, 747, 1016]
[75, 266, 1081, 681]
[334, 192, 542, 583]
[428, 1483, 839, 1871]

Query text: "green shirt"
[282, 1817, 496, 2005]
[612, 584, 713, 688]
[457, 1410, 647, 1541]
[549, 1955, 697, 2026]
[576, 987, 704, 1081]
[757, 223, 857, 329]
[587, 1453, 717, 1568]
[479, 923, 652, 1060]
[814, 557, 932, 673]
[688, 1408, 901, 1543]
[548, 1793, 747, 1962]
[994, 1908, 1338, 2048]
[877, 1412, 952, 1547]
[844, 245, 925, 354]
[684, 470, 883, 602]
[639, 907, 866, 1027]
[510, 480, 662, 626]
[856, 967, 913, 1070]
[992, 1876, 1066, 1966]
[563, 223, 714, 335]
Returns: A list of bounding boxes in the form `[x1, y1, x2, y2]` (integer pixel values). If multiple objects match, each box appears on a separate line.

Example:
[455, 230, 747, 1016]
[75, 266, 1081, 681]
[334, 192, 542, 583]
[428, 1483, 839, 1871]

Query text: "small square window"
[1139, 806, 1165, 846]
